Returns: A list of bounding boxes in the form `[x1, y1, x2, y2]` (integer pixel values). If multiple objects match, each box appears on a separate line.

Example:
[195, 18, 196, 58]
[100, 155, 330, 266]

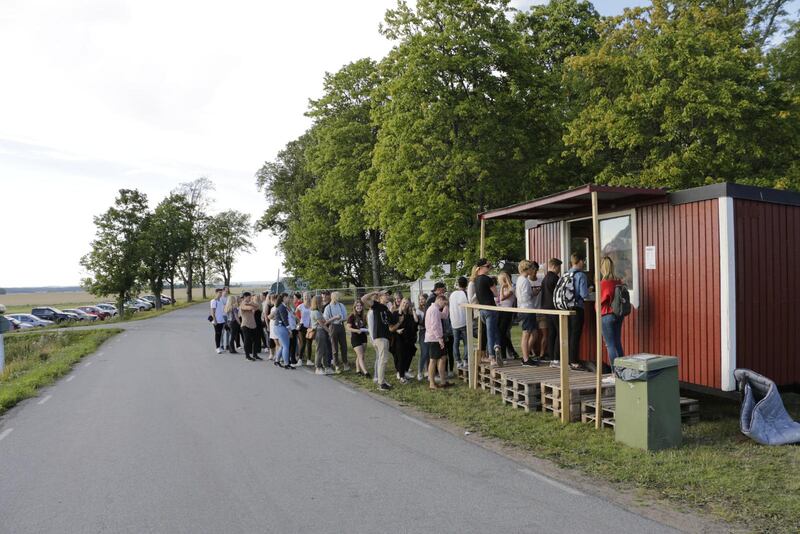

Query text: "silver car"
[9, 313, 54, 327]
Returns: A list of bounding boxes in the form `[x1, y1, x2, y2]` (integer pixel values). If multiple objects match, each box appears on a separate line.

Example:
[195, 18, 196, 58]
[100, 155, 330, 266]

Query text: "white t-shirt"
[531, 273, 543, 309]
[448, 290, 468, 329]
[516, 276, 533, 309]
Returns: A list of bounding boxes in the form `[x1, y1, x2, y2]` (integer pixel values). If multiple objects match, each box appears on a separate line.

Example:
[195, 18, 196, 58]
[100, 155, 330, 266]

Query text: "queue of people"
[207, 254, 628, 390]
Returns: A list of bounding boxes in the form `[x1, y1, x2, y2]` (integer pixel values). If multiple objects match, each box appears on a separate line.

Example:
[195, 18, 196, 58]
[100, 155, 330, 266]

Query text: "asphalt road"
[0, 304, 679, 533]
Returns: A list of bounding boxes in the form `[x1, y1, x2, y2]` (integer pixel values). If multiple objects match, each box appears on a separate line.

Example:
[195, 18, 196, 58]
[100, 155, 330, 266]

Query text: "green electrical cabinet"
[614, 354, 681, 451]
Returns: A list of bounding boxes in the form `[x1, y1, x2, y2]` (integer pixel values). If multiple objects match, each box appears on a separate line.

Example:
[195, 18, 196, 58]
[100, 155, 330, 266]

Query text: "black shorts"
[427, 341, 443, 359]
[521, 314, 537, 332]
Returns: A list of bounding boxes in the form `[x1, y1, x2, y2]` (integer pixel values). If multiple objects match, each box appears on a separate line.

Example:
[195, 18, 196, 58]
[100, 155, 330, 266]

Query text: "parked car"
[125, 300, 148, 312]
[142, 295, 173, 306]
[134, 298, 154, 310]
[63, 309, 98, 322]
[31, 307, 75, 323]
[7, 316, 33, 330]
[95, 304, 118, 316]
[77, 306, 109, 320]
[9, 313, 54, 327]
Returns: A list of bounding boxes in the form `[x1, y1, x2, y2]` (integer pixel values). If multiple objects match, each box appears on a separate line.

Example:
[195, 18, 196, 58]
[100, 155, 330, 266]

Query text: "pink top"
[424, 304, 444, 343]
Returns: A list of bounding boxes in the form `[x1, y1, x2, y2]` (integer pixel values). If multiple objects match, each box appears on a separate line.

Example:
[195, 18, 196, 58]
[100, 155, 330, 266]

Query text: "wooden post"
[476, 218, 486, 361]
[559, 314, 570, 423]
[591, 191, 603, 429]
[466, 305, 476, 389]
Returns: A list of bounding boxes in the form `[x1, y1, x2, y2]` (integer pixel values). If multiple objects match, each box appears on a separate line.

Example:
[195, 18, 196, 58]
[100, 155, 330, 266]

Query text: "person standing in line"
[311, 295, 334, 375]
[346, 301, 371, 378]
[251, 293, 264, 358]
[416, 293, 429, 381]
[599, 256, 625, 373]
[297, 293, 313, 366]
[224, 295, 241, 354]
[467, 265, 486, 354]
[496, 271, 517, 360]
[285, 294, 299, 365]
[426, 282, 446, 308]
[449, 277, 469, 370]
[272, 294, 294, 369]
[541, 258, 562, 361]
[567, 253, 590, 370]
[474, 259, 501, 367]
[425, 294, 451, 390]
[361, 289, 397, 391]
[324, 291, 349, 373]
[531, 264, 546, 358]
[238, 292, 259, 361]
[390, 298, 418, 383]
[516, 261, 538, 366]
[210, 288, 227, 354]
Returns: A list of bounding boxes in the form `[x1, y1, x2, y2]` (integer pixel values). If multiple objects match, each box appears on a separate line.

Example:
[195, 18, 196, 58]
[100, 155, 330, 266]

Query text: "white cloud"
[0, 0, 395, 287]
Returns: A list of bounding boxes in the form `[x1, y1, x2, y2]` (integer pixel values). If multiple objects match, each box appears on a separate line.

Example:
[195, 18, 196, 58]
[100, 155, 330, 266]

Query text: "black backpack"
[553, 271, 578, 310]
[611, 284, 632, 317]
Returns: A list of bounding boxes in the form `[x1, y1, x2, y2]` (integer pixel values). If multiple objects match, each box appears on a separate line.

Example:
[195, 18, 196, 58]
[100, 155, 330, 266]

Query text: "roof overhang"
[479, 184, 668, 221]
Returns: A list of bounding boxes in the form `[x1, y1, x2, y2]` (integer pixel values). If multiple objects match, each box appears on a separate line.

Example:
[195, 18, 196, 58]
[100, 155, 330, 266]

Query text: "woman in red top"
[599, 256, 625, 369]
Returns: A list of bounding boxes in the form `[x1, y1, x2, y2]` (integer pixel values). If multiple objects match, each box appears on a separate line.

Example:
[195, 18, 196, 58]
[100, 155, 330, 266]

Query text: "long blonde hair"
[469, 265, 479, 282]
[224, 295, 238, 314]
[498, 271, 512, 292]
[310, 295, 322, 311]
[600, 256, 616, 280]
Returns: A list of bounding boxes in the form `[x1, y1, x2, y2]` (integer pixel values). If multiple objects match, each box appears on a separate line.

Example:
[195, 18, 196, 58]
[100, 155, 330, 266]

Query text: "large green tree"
[80, 189, 149, 314]
[563, 0, 799, 189]
[368, 0, 576, 278]
[208, 210, 254, 286]
[305, 58, 385, 286]
[173, 177, 215, 301]
[140, 194, 193, 309]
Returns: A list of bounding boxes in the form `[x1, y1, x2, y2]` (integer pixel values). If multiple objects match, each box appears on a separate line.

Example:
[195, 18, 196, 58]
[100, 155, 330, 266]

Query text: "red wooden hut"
[479, 182, 800, 392]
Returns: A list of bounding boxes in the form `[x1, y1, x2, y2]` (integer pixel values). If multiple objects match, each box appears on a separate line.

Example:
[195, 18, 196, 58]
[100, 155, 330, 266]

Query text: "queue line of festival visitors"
[208, 256, 627, 391]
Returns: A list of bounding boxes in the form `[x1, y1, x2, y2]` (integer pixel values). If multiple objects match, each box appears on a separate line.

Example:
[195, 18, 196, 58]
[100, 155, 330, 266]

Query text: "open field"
[330, 329, 800, 533]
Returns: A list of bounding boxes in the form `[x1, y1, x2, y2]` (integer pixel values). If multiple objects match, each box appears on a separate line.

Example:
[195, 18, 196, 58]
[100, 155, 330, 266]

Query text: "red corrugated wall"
[734, 199, 800, 387]
[527, 200, 722, 389]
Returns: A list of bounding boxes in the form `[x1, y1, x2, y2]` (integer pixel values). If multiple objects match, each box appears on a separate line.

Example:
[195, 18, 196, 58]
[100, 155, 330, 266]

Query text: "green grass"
[1, 329, 121, 414]
[336, 334, 800, 533]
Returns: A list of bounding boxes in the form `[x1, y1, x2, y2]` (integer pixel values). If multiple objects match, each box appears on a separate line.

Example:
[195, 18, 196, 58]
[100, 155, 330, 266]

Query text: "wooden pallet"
[479, 361, 523, 395]
[541, 375, 616, 422]
[581, 397, 701, 428]
[456, 366, 469, 382]
[499, 366, 565, 412]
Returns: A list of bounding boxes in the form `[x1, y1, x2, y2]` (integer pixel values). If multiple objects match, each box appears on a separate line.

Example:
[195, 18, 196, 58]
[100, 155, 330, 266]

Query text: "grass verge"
[1, 329, 121, 414]
[336, 340, 800, 533]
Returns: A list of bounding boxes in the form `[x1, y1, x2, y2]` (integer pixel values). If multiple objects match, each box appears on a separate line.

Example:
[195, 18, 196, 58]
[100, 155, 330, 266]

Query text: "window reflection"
[600, 215, 633, 287]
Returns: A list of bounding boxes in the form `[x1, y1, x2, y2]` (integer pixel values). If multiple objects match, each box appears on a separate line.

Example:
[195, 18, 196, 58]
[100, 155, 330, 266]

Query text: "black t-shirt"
[475, 274, 496, 306]
[542, 271, 559, 310]
[371, 302, 395, 340]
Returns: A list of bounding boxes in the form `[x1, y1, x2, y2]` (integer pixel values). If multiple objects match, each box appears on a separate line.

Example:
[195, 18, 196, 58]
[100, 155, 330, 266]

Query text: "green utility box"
[614, 354, 681, 451]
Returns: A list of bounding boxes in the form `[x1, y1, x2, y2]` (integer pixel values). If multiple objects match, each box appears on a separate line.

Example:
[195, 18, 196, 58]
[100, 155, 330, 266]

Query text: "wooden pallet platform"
[541, 375, 616, 422]
[581, 397, 700, 427]
[500, 366, 565, 411]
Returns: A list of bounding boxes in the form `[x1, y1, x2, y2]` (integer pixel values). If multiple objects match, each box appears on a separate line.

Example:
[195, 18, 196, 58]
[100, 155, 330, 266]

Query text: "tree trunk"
[201, 264, 207, 299]
[169, 278, 175, 303]
[117, 292, 125, 320]
[186, 257, 194, 302]
[368, 229, 381, 288]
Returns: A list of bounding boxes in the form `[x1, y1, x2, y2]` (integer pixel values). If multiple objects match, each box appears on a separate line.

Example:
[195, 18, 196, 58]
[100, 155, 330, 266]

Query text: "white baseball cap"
[0, 304, 6, 314]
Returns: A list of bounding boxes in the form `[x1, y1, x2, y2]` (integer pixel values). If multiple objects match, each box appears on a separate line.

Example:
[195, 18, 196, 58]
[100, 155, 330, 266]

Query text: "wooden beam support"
[559, 314, 570, 423]
[591, 191, 603, 430]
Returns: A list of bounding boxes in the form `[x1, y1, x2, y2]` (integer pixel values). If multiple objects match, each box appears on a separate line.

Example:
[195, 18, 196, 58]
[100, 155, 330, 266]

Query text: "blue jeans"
[480, 310, 499, 358]
[452, 326, 467, 362]
[274, 324, 291, 365]
[601, 314, 624, 368]
[418, 329, 429, 374]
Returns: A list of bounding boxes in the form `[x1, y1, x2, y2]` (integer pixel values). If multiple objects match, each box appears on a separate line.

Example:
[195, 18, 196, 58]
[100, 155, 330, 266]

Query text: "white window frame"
[561, 208, 639, 308]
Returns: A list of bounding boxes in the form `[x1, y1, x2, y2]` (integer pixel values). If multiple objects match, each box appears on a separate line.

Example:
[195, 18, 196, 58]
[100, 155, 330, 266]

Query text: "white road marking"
[0, 428, 13, 442]
[37, 395, 53, 405]
[518, 468, 585, 496]
[84, 361, 93, 367]
[400, 414, 432, 430]
[338, 386, 357, 395]
[65, 375, 75, 382]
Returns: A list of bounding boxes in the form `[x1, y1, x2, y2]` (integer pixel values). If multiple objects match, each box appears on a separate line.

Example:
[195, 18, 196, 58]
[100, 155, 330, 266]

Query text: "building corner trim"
[719, 197, 737, 391]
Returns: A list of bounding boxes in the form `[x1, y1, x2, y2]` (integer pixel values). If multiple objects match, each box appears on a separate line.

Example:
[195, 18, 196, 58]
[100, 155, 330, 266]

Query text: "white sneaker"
[324, 368, 334, 375]
[602, 375, 616, 385]
[549, 360, 560, 368]
[215, 347, 222, 354]
[373, 376, 379, 384]
[405, 372, 414, 379]
[416, 373, 423, 381]
[305, 360, 314, 367]
[343, 364, 351, 372]
[315, 368, 324, 375]
[447, 372, 454, 379]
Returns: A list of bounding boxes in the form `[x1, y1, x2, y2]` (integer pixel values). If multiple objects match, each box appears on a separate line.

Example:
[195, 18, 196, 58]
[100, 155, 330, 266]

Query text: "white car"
[9, 313, 54, 327]
[96, 304, 119, 316]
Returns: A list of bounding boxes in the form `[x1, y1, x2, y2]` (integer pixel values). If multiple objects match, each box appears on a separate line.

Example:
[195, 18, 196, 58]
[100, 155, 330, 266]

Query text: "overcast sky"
[1, 0, 778, 287]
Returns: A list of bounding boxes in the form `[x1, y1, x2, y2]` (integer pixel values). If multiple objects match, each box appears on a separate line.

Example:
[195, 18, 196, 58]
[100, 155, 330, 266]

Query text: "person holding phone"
[346, 301, 371, 378]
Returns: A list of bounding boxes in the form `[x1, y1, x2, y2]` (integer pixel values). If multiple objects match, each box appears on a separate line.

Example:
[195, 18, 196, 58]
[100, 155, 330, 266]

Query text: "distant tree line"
[257, 0, 800, 287]
[80, 178, 254, 313]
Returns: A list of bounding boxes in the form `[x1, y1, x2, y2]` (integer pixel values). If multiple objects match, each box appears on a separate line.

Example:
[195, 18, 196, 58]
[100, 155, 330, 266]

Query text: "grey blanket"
[734, 369, 800, 446]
